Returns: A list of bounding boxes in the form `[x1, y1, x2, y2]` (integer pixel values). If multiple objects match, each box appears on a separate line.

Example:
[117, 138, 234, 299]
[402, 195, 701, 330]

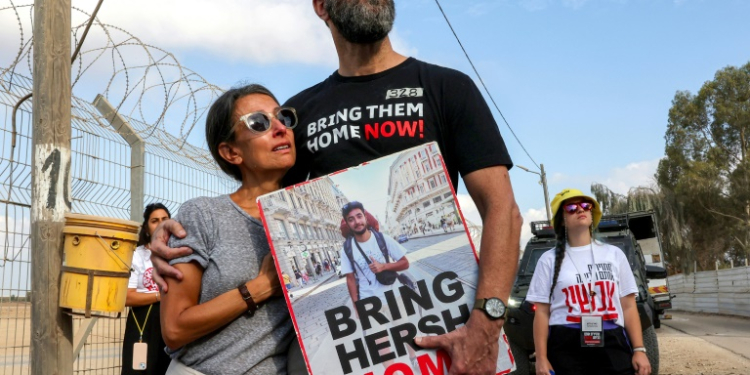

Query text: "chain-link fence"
[1, 70, 236, 374]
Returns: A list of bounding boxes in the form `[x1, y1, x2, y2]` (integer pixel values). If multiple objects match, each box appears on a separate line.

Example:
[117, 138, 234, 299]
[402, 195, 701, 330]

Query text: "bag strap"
[370, 228, 390, 263]
[345, 237, 370, 286]
[353, 238, 372, 264]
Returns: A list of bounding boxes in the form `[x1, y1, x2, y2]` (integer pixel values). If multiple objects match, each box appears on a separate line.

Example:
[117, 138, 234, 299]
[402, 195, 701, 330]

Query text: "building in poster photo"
[258, 143, 514, 375]
[385, 143, 463, 239]
[263, 176, 349, 281]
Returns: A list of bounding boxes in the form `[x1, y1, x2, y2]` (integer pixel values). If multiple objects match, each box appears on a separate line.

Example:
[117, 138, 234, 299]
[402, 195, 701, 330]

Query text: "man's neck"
[334, 35, 407, 77]
[354, 229, 372, 243]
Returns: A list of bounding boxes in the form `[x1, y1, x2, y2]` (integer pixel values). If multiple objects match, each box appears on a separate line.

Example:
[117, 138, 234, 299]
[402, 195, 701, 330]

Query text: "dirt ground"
[3, 303, 750, 374]
[658, 321, 750, 375]
[1, 302, 125, 375]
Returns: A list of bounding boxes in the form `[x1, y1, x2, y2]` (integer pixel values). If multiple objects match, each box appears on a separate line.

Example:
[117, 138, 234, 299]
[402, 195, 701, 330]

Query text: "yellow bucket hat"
[550, 188, 602, 228]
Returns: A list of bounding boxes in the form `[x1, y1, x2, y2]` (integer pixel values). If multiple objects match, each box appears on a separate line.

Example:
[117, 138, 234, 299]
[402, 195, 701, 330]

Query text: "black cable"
[433, 0, 540, 170]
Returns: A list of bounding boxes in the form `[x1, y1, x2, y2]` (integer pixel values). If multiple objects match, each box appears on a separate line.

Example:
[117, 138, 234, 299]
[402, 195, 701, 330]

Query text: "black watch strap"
[238, 284, 258, 316]
[474, 297, 507, 320]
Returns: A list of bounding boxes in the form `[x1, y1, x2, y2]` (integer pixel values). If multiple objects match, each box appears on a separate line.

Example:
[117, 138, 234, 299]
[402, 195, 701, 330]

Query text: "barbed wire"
[0, 2, 225, 157]
[1, 0, 235, 269]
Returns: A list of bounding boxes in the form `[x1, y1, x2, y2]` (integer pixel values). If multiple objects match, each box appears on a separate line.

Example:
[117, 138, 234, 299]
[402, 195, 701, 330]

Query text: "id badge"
[132, 342, 148, 370]
[580, 315, 604, 347]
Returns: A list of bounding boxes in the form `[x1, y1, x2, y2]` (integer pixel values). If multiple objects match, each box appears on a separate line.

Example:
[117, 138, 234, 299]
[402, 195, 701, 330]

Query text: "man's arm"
[467, 165, 521, 316]
[415, 165, 522, 375]
[345, 273, 358, 304]
[368, 256, 408, 274]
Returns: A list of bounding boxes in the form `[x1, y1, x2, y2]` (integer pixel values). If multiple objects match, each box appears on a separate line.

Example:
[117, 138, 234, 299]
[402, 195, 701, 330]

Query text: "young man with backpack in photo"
[339, 201, 423, 370]
[339, 201, 409, 302]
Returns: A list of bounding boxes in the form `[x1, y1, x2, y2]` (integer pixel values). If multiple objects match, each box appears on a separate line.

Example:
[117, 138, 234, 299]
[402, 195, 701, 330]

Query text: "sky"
[330, 153, 401, 225]
[2, 0, 750, 248]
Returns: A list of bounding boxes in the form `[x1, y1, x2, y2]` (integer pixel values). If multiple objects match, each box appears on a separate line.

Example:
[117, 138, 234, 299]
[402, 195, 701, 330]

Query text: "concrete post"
[92, 94, 145, 222]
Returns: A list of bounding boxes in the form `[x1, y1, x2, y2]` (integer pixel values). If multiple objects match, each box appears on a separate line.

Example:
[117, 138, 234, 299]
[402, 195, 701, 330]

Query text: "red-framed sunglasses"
[563, 202, 594, 214]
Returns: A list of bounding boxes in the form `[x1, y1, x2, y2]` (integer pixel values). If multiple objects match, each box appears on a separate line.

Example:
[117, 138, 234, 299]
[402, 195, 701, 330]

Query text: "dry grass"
[1, 302, 128, 375]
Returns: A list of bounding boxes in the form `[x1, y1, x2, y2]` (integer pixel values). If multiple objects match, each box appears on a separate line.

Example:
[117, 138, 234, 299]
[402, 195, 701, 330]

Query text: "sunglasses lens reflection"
[246, 113, 271, 133]
[277, 109, 297, 128]
[563, 202, 593, 214]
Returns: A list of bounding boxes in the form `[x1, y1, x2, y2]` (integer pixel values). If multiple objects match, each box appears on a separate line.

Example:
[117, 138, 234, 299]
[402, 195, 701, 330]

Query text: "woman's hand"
[535, 357, 554, 375]
[251, 253, 282, 301]
[632, 351, 651, 375]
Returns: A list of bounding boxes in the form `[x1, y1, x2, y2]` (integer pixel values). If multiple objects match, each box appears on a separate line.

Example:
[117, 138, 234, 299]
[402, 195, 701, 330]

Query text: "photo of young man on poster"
[339, 200, 422, 370]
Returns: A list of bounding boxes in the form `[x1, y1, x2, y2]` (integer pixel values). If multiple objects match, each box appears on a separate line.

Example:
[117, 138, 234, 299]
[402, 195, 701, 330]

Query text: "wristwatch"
[474, 297, 507, 320]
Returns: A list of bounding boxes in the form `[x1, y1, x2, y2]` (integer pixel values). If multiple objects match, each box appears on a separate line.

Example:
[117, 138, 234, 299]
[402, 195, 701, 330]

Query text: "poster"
[258, 142, 515, 375]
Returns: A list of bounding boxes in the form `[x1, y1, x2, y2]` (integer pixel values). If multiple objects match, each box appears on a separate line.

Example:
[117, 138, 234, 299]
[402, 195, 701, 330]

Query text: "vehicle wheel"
[653, 314, 661, 329]
[642, 326, 660, 375]
[508, 340, 532, 375]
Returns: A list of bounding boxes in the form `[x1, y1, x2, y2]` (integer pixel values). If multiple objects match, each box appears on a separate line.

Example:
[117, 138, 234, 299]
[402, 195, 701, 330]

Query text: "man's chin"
[353, 228, 367, 236]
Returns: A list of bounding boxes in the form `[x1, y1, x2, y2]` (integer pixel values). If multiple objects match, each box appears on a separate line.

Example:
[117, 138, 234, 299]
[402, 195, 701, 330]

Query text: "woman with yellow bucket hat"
[121, 203, 172, 374]
[525, 189, 651, 375]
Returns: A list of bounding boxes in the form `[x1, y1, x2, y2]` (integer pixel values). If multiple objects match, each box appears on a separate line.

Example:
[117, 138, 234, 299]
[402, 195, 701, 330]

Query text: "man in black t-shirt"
[282, 55, 512, 190]
[151, 1, 523, 373]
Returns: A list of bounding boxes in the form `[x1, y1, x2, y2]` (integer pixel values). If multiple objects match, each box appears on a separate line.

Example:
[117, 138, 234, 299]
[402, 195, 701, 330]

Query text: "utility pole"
[540, 164, 551, 221]
[30, 0, 74, 374]
[517, 164, 552, 222]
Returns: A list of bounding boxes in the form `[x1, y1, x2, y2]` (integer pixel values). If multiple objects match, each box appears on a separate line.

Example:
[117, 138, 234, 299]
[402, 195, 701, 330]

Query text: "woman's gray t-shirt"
[167, 195, 294, 375]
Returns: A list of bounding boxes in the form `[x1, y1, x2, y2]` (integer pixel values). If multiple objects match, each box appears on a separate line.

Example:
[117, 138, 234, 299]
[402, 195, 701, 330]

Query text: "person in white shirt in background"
[122, 203, 172, 375]
[526, 189, 651, 375]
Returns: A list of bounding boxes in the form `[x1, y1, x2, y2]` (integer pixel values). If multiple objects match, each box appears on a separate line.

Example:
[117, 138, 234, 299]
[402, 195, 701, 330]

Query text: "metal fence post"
[93, 94, 145, 222]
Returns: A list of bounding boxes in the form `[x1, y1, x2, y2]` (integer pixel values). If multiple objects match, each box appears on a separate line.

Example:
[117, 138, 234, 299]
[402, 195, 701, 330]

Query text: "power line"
[433, 0, 540, 170]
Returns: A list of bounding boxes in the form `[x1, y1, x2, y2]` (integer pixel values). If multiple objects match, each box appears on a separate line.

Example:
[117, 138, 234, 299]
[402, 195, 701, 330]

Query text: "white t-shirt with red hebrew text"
[127, 245, 159, 293]
[526, 241, 638, 327]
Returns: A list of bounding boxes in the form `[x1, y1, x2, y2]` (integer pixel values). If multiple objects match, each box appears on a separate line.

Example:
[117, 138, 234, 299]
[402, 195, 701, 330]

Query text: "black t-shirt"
[282, 58, 513, 188]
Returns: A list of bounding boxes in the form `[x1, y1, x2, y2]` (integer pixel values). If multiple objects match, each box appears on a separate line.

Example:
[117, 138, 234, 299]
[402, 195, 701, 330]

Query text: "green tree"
[657, 62, 750, 267]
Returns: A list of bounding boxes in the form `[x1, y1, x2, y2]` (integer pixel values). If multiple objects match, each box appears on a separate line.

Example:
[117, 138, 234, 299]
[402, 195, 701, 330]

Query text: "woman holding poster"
[526, 189, 651, 375]
[159, 84, 304, 375]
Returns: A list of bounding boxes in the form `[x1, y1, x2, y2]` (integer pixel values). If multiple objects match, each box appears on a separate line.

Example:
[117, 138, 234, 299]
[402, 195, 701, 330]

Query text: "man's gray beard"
[324, 0, 395, 44]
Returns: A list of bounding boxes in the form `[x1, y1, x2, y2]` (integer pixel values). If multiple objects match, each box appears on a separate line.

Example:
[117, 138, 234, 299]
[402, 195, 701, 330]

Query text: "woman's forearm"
[125, 289, 160, 307]
[622, 295, 644, 347]
[532, 304, 551, 360]
[161, 269, 276, 350]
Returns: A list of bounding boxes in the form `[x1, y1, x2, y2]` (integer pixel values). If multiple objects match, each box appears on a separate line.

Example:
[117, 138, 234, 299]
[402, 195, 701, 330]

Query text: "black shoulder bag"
[353, 239, 398, 285]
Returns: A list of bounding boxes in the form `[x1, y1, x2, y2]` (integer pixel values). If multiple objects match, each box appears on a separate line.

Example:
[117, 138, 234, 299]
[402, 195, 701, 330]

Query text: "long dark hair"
[137, 203, 171, 247]
[549, 209, 567, 300]
[205, 83, 280, 181]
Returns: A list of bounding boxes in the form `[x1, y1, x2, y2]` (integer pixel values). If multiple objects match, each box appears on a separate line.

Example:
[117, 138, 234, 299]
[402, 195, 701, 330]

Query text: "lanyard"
[131, 304, 153, 343]
[566, 242, 597, 313]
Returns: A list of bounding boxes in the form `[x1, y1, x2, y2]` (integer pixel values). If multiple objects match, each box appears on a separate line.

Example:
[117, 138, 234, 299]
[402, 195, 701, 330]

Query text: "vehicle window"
[598, 236, 639, 272]
[524, 247, 552, 275]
